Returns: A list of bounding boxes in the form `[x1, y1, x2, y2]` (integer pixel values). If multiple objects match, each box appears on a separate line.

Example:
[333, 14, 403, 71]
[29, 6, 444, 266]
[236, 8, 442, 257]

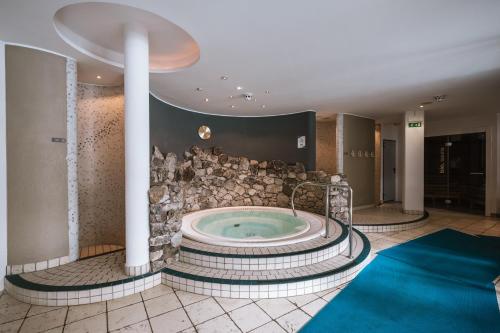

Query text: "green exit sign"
[408, 121, 422, 128]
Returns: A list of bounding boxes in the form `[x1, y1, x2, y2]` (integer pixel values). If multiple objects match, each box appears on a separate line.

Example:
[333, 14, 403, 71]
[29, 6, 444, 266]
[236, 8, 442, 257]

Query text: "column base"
[125, 262, 150, 276]
[403, 209, 424, 215]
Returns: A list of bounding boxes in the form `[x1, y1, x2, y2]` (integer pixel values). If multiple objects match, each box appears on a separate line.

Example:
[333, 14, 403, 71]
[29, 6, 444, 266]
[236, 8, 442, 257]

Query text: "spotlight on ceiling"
[419, 105, 424, 108]
[96, 75, 101, 79]
[236, 86, 243, 90]
[261, 105, 266, 109]
[204, 98, 209, 102]
[220, 75, 228, 80]
[231, 105, 236, 109]
[196, 87, 203, 92]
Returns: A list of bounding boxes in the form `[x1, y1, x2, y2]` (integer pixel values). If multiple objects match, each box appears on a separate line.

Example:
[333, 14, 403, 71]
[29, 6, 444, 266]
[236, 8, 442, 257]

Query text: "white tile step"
[162, 229, 371, 298]
[180, 219, 350, 270]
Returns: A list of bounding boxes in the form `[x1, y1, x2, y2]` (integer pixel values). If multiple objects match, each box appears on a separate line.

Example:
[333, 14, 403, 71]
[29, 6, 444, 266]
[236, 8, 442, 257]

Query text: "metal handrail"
[291, 181, 353, 258]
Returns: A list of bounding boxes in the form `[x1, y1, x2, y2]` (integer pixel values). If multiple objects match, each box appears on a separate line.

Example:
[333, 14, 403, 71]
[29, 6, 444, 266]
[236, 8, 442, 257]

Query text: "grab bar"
[291, 181, 353, 259]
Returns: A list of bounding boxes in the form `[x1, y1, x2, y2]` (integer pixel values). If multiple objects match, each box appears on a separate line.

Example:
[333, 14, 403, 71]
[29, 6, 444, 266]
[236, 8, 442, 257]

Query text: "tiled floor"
[21, 252, 128, 287]
[79, 245, 124, 260]
[1, 208, 499, 333]
[353, 202, 424, 225]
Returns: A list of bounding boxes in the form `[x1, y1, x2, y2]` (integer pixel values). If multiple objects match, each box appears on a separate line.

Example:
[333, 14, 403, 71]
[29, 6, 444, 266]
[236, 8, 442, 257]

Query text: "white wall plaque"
[297, 136, 306, 149]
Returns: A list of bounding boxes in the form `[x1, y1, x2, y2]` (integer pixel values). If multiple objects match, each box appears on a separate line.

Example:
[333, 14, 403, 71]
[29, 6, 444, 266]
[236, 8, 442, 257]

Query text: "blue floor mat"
[300, 229, 500, 333]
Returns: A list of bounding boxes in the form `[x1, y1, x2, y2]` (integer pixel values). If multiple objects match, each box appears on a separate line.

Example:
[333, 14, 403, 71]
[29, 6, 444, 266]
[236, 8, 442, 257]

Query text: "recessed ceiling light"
[220, 75, 228, 80]
[265, 90, 270, 94]
[229, 95, 233, 99]
[196, 87, 203, 92]
[419, 105, 424, 108]
[261, 105, 266, 108]
[236, 86, 243, 90]
[96, 75, 101, 79]
[204, 98, 209, 102]
[231, 105, 236, 108]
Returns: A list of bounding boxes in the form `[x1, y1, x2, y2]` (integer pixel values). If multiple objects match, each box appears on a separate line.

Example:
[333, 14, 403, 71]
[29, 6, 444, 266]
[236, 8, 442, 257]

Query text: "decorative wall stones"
[149, 146, 350, 271]
[77, 84, 125, 248]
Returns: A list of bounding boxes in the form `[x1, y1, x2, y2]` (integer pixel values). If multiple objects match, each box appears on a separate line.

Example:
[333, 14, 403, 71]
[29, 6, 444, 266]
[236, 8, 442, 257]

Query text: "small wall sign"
[51, 137, 66, 143]
[408, 121, 422, 128]
[297, 136, 306, 149]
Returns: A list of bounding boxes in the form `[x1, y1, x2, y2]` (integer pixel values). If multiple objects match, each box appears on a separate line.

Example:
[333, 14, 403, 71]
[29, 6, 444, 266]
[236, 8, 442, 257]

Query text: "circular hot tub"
[181, 206, 325, 247]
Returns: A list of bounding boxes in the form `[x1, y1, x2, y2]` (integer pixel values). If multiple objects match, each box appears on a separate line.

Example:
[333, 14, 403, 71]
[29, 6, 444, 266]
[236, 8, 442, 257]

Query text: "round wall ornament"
[198, 125, 211, 140]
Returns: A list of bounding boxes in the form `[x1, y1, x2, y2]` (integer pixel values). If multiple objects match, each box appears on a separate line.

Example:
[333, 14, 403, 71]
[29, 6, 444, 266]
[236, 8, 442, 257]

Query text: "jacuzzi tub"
[181, 206, 325, 247]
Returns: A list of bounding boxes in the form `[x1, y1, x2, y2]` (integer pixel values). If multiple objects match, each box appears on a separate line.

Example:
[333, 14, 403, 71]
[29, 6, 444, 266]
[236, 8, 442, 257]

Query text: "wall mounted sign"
[297, 136, 306, 149]
[198, 125, 211, 140]
[51, 137, 67, 143]
[408, 121, 422, 128]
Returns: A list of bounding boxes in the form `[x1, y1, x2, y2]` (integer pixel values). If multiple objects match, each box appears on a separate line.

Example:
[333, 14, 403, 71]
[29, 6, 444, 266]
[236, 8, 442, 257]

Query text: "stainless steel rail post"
[291, 181, 353, 257]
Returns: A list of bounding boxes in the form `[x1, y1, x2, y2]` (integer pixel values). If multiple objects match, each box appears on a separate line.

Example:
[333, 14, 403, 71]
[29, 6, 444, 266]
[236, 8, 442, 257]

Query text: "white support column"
[0, 41, 7, 291]
[124, 23, 151, 276]
[402, 110, 425, 214]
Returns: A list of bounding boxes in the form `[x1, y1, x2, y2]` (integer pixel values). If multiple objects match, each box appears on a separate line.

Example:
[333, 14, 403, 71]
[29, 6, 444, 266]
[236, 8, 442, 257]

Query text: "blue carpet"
[300, 229, 500, 333]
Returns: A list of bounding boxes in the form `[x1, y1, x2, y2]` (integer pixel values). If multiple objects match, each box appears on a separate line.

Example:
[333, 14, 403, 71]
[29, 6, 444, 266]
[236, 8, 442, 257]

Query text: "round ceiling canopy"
[53, 2, 200, 73]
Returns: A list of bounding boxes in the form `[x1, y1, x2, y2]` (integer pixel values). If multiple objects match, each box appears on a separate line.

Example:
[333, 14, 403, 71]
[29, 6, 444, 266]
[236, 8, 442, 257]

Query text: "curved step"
[354, 211, 429, 233]
[163, 229, 371, 298]
[180, 219, 349, 270]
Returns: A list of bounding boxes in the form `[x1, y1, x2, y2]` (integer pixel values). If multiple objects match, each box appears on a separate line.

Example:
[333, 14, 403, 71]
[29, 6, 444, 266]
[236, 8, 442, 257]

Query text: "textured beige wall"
[6, 45, 68, 264]
[343, 115, 375, 207]
[316, 120, 337, 174]
[77, 84, 125, 247]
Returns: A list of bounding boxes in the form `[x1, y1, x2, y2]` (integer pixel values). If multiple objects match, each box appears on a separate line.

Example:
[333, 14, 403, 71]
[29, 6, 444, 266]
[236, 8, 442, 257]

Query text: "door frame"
[382, 139, 396, 202]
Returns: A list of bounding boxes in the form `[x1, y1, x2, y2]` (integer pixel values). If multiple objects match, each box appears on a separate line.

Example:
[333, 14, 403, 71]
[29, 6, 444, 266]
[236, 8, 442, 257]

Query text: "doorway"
[383, 140, 396, 202]
[424, 132, 486, 214]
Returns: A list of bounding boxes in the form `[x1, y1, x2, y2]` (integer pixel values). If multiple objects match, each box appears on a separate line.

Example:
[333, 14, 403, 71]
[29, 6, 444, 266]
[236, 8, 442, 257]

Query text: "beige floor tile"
[184, 298, 224, 326]
[107, 293, 142, 311]
[256, 298, 297, 319]
[141, 285, 174, 301]
[0, 294, 31, 325]
[111, 320, 152, 333]
[63, 313, 106, 333]
[19, 308, 67, 333]
[286, 294, 318, 308]
[250, 321, 286, 333]
[43, 327, 63, 333]
[229, 303, 271, 332]
[66, 302, 106, 324]
[301, 298, 327, 316]
[196, 314, 240, 333]
[321, 288, 341, 301]
[149, 308, 192, 333]
[214, 297, 253, 313]
[175, 290, 209, 307]
[0, 319, 23, 333]
[276, 309, 310, 333]
[27, 306, 65, 318]
[108, 303, 147, 331]
[144, 293, 182, 318]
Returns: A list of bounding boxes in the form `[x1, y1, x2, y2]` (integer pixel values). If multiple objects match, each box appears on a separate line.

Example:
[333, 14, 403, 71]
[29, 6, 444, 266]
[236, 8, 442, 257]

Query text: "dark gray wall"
[150, 95, 316, 169]
[343, 114, 375, 207]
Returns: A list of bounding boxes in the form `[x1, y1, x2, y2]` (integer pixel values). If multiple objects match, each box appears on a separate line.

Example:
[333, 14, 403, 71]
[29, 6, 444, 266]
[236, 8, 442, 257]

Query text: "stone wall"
[148, 146, 349, 271]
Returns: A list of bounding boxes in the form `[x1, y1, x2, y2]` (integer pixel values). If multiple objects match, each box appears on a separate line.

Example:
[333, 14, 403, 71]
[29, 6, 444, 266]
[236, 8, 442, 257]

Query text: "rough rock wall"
[148, 146, 349, 271]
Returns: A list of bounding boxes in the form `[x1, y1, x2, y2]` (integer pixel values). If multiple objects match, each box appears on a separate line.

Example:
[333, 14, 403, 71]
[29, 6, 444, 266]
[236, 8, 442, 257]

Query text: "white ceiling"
[1, 0, 500, 119]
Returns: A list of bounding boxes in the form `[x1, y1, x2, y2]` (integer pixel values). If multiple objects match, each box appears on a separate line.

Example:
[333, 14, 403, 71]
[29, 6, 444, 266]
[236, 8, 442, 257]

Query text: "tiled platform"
[180, 219, 349, 270]
[164, 229, 370, 298]
[4, 251, 161, 306]
[353, 203, 428, 232]
[1, 208, 498, 332]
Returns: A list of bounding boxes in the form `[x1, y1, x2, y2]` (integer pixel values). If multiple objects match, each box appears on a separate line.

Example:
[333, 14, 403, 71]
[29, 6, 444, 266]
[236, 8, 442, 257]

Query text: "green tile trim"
[354, 210, 429, 227]
[163, 228, 371, 286]
[5, 270, 158, 292]
[180, 219, 349, 258]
